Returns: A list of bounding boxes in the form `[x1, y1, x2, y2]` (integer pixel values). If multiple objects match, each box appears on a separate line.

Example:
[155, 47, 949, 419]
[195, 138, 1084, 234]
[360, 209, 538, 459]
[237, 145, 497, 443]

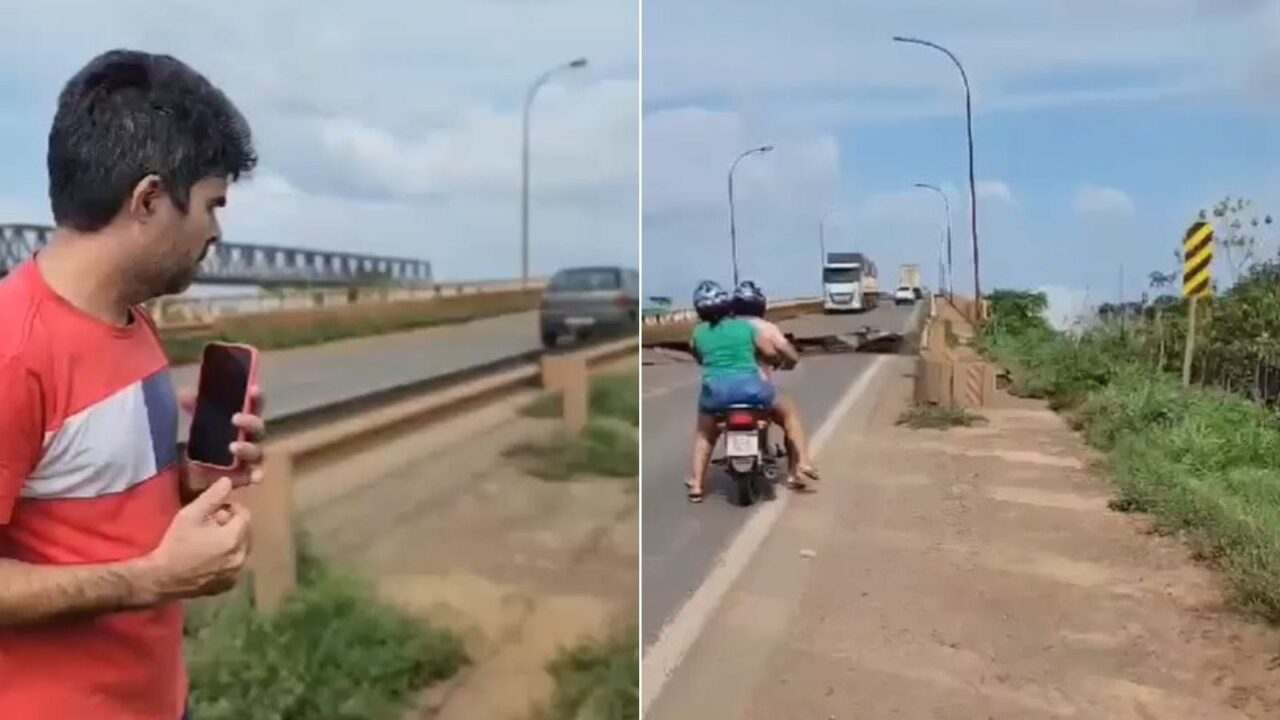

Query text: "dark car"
[539, 265, 639, 348]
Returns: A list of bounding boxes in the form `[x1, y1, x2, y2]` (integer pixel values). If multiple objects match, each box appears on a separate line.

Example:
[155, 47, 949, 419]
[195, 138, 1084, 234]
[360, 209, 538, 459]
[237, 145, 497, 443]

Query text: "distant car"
[539, 265, 640, 348]
[894, 286, 917, 305]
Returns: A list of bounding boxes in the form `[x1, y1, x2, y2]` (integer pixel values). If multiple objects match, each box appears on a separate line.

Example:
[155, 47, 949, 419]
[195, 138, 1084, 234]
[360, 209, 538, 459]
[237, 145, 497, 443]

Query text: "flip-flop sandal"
[787, 466, 820, 492]
[785, 477, 813, 492]
[685, 479, 705, 503]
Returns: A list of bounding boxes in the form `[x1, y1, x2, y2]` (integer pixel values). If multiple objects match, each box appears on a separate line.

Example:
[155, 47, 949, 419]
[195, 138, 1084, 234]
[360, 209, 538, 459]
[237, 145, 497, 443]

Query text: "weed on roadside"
[521, 372, 639, 427]
[506, 418, 638, 481]
[897, 403, 987, 430]
[984, 289, 1280, 621]
[161, 291, 539, 366]
[538, 627, 638, 720]
[184, 539, 466, 720]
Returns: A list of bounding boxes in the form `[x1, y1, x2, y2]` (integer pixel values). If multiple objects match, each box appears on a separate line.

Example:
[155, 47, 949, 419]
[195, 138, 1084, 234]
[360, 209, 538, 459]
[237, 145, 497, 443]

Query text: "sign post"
[1181, 221, 1214, 386]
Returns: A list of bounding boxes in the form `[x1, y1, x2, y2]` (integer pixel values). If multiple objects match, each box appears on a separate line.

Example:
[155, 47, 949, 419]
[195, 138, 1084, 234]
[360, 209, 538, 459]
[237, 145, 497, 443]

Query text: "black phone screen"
[187, 344, 253, 467]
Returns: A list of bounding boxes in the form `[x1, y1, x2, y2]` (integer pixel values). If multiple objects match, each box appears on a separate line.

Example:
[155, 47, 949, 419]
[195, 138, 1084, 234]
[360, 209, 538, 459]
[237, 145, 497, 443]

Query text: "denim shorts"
[698, 371, 775, 414]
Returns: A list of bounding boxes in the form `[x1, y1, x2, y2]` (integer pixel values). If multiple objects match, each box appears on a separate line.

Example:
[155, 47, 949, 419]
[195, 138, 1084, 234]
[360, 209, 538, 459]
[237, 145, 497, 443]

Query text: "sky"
[642, 0, 1280, 319]
[0, 0, 638, 285]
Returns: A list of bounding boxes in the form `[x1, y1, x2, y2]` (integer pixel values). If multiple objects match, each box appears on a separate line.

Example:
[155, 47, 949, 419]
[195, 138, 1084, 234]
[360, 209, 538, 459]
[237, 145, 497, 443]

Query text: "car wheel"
[541, 331, 558, 349]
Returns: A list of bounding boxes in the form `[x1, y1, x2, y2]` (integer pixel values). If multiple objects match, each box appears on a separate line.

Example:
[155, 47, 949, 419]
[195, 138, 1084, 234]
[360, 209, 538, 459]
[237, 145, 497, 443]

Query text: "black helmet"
[692, 280, 731, 322]
[732, 279, 767, 317]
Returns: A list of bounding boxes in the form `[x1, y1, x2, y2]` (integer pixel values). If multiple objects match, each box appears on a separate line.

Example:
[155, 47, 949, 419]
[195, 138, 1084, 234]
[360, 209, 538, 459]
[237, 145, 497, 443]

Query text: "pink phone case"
[185, 341, 260, 473]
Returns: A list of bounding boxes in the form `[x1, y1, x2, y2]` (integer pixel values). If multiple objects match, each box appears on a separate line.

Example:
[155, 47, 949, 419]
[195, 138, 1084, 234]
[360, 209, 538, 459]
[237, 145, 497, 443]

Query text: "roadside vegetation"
[184, 535, 466, 720]
[538, 626, 639, 720]
[512, 372, 640, 481]
[897, 403, 986, 430]
[982, 237, 1280, 619]
[514, 375, 640, 715]
[160, 289, 541, 365]
[522, 372, 640, 427]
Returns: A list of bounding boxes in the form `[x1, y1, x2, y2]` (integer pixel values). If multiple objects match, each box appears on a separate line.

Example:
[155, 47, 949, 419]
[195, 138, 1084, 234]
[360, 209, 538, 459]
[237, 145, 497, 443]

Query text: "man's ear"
[128, 174, 166, 223]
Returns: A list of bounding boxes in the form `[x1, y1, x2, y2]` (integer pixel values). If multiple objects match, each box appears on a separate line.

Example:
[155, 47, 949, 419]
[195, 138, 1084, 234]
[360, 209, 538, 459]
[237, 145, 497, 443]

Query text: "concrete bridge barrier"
[915, 294, 997, 408]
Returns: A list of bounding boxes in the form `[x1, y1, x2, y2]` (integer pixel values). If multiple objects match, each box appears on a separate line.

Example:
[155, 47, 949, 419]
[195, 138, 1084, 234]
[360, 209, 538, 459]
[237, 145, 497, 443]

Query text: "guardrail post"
[541, 352, 589, 433]
[248, 449, 297, 613]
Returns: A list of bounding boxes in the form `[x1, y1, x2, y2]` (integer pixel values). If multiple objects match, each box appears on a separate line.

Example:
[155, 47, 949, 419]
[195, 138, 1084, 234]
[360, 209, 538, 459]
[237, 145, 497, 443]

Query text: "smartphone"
[186, 342, 259, 471]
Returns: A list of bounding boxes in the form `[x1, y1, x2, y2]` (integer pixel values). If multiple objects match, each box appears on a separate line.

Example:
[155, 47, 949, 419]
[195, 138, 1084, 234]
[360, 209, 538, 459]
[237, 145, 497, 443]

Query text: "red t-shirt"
[0, 259, 186, 719]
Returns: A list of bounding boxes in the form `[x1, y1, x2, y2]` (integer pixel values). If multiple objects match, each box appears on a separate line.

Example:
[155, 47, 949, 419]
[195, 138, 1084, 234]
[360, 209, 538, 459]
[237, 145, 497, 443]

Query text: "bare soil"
[653, 359, 1280, 719]
[295, 390, 637, 720]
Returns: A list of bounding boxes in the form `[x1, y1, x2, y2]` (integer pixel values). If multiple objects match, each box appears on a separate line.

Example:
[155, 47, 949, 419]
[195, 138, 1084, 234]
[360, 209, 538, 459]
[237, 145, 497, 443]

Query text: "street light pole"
[914, 183, 953, 299]
[521, 56, 587, 288]
[894, 36, 980, 307]
[727, 144, 774, 286]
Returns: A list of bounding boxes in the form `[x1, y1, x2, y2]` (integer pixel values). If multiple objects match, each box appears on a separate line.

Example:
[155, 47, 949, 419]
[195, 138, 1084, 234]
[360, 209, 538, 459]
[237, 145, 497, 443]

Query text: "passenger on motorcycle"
[686, 280, 784, 503]
[732, 280, 820, 490]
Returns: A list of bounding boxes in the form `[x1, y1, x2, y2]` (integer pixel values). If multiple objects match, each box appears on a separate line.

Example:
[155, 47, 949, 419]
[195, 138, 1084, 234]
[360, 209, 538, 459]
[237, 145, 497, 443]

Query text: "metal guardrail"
[265, 332, 632, 439]
[267, 348, 543, 437]
[147, 278, 549, 329]
[249, 334, 637, 611]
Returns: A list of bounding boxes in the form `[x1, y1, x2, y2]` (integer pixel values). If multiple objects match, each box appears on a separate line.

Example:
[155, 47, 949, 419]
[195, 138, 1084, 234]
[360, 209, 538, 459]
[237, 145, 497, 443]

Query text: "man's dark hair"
[48, 49, 257, 231]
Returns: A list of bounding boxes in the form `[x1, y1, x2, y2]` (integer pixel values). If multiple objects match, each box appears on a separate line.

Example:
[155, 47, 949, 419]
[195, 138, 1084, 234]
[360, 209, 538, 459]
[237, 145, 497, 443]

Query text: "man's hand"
[179, 385, 266, 498]
[132, 477, 251, 603]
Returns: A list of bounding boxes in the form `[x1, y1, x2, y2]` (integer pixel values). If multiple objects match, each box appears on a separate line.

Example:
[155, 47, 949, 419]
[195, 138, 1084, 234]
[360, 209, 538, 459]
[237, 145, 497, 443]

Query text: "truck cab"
[822, 251, 879, 313]
[823, 263, 863, 312]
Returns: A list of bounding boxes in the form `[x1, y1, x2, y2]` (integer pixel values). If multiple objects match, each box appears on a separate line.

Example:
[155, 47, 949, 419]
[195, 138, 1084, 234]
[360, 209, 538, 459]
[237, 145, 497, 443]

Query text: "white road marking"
[640, 353, 892, 713]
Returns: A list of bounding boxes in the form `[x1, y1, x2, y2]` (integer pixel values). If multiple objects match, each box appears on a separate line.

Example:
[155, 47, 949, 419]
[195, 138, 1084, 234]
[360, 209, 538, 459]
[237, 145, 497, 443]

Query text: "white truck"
[894, 263, 922, 305]
[822, 251, 879, 313]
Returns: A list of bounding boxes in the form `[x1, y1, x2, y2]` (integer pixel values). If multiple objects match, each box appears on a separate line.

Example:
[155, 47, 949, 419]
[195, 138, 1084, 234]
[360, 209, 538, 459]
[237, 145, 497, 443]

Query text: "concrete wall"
[640, 298, 822, 346]
[146, 278, 549, 330]
[914, 296, 997, 408]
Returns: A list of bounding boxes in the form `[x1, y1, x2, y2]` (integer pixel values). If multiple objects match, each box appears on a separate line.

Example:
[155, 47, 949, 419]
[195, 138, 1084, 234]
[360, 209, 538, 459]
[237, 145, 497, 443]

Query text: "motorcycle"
[715, 402, 787, 506]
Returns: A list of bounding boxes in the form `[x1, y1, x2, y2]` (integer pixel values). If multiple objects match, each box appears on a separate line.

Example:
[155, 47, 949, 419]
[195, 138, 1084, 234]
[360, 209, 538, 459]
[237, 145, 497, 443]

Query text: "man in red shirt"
[0, 49, 265, 719]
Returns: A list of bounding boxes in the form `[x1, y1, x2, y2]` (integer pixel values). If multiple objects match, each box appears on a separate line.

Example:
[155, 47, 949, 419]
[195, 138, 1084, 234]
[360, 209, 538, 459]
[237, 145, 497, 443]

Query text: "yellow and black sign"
[1182, 221, 1214, 299]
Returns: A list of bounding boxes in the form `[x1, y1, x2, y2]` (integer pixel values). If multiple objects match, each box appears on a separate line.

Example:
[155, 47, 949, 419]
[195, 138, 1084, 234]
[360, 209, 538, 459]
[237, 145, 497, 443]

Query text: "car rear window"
[550, 268, 621, 291]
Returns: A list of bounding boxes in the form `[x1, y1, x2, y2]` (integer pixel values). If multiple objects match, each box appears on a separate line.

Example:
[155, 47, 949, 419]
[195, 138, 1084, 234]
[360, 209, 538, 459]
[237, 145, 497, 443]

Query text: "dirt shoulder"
[650, 356, 1280, 719]
[295, 388, 637, 720]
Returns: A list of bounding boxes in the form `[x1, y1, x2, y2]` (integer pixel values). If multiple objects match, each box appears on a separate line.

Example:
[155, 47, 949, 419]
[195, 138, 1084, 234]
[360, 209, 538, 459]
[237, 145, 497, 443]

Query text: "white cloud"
[643, 0, 1271, 119]
[316, 79, 637, 198]
[976, 180, 1016, 206]
[0, 0, 638, 281]
[1075, 185, 1137, 219]
[642, 106, 840, 217]
[223, 169, 637, 282]
[641, 106, 847, 300]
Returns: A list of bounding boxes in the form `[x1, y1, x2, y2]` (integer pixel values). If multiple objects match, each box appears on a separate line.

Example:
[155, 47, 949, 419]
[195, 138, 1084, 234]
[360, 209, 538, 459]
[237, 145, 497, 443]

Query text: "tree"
[1199, 196, 1274, 285]
[1148, 270, 1175, 290]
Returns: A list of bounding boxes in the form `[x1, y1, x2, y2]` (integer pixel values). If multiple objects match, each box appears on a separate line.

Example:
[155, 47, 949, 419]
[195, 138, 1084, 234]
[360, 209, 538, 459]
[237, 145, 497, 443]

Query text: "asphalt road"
[640, 303, 917, 648]
[170, 311, 540, 427]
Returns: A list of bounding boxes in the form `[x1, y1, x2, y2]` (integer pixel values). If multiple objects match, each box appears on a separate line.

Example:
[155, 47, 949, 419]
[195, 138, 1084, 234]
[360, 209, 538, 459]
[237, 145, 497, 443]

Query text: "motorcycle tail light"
[726, 411, 757, 429]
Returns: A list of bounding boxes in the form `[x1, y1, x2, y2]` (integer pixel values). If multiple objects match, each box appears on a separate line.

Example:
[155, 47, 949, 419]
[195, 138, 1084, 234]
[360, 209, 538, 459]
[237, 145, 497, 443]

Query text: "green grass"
[538, 627, 638, 720]
[897, 404, 987, 430]
[506, 419, 638, 481]
[985, 295, 1280, 620]
[184, 538, 467, 720]
[511, 372, 639, 481]
[160, 291, 540, 366]
[522, 391, 565, 419]
[522, 372, 640, 427]
[162, 315, 462, 366]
